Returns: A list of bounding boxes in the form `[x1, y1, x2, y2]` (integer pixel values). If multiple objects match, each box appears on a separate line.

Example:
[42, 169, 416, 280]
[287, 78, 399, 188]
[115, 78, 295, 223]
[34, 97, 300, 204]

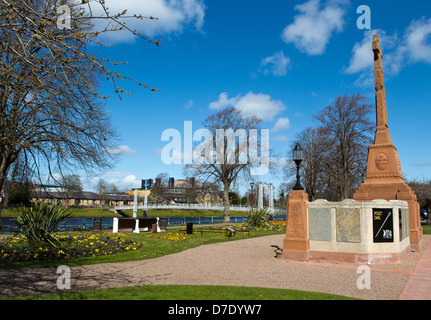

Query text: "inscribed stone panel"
[336, 208, 361, 243]
[308, 207, 331, 241]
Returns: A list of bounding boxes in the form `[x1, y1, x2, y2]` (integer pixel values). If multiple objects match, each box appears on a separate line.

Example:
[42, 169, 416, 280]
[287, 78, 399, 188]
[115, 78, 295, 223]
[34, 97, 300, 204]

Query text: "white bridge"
[116, 181, 285, 216]
[113, 203, 285, 214]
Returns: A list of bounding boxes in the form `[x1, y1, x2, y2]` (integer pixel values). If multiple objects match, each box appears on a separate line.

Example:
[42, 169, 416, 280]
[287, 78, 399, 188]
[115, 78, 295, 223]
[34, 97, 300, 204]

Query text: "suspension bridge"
[113, 203, 285, 214]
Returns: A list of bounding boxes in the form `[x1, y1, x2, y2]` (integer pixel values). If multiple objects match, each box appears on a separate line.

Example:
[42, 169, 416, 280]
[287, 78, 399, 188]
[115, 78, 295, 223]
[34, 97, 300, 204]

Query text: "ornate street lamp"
[292, 143, 304, 191]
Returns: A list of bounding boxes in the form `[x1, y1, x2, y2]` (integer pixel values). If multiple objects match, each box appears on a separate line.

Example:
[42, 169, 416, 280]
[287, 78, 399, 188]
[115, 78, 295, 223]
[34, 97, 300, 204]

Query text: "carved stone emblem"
[375, 152, 388, 170]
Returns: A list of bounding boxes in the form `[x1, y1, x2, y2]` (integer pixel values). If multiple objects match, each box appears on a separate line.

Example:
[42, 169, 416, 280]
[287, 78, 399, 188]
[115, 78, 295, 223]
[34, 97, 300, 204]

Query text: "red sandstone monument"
[282, 189, 310, 261]
[353, 34, 423, 250]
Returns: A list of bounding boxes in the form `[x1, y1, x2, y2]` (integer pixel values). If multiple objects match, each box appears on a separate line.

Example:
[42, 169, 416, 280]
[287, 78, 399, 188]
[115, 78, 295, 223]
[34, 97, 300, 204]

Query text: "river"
[1, 215, 286, 233]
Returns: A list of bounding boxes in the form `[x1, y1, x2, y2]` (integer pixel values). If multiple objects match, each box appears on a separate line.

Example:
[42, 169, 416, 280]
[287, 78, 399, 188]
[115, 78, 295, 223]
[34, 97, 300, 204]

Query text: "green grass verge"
[0, 227, 283, 269]
[8, 285, 357, 300]
[422, 224, 431, 234]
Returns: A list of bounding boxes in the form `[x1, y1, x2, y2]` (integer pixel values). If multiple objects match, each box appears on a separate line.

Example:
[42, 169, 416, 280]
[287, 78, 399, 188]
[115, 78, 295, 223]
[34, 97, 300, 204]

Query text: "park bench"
[113, 217, 160, 233]
[179, 225, 249, 237]
[225, 227, 236, 237]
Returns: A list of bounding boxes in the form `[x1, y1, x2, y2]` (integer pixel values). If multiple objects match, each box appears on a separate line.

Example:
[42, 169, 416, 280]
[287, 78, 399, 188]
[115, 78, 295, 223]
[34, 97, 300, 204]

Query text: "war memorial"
[283, 34, 424, 264]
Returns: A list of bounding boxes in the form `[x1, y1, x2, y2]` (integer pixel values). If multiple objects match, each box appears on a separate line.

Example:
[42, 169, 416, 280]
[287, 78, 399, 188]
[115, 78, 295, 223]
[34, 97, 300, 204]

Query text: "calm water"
[1, 215, 286, 232]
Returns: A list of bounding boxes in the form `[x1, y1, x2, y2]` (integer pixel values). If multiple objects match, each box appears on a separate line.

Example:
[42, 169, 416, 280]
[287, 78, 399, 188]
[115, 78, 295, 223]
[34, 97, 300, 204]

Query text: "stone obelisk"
[353, 34, 423, 250]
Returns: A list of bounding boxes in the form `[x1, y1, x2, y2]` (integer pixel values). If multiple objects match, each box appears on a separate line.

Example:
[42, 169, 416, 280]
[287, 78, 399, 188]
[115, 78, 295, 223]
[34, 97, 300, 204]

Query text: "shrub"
[14, 200, 72, 247]
[244, 207, 271, 228]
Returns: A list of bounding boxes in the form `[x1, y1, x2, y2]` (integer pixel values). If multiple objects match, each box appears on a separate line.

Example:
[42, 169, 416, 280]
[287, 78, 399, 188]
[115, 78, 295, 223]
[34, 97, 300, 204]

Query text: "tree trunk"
[222, 180, 231, 223]
[0, 155, 13, 232]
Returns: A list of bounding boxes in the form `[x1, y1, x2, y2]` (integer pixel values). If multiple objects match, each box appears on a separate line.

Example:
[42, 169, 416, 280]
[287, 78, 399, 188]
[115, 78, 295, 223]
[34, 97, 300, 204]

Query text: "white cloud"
[235, 92, 285, 121]
[344, 30, 399, 75]
[209, 92, 239, 110]
[106, 145, 138, 155]
[345, 19, 431, 87]
[209, 92, 286, 122]
[412, 162, 431, 167]
[344, 31, 374, 74]
[272, 117, 291, 132]
[401, 17, 431, 64]
[87, 0, 206, 43]
[281, 0, 347, 56]
[86, 172, 141, 191]
[272, 135, 289, 142]
[184, 100, 194, 109]
[260, 51, 292, 77]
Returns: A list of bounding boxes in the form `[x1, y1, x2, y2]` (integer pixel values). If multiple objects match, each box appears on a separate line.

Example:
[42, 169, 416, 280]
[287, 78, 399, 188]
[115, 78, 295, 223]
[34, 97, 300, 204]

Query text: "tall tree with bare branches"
[184, 107, 268, 222]
[314, 93, 374, 200]
[285, 127, 329, 201]
[0, 0, 160, 228]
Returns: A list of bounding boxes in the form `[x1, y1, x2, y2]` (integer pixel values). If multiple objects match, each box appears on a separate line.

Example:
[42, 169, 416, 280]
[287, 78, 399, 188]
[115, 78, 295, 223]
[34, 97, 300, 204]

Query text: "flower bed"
[144, 232, 191, 242]
[0, 232, 142, 263]
[178, 221, 287, 235]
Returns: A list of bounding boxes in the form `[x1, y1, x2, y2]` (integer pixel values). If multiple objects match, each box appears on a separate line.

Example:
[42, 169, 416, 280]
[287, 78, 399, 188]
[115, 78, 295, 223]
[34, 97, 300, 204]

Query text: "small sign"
[373, 208, 394, 242]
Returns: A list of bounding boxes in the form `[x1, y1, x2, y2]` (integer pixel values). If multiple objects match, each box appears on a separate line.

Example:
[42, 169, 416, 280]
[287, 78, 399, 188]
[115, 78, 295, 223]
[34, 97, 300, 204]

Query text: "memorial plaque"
[373, 208, 394, 243]
[287, 202, 305, 237]
[399, 208, 409, 241]
[308, 207, 331, 241]
[336, 208, 361, 243]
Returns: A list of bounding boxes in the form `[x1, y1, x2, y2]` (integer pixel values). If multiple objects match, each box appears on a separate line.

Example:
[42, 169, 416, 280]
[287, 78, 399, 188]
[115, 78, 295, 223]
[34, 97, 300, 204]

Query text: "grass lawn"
[0, 224, 359, 301]
[0, 225, 284, 269]
[422, 224, 431, 234]
[9, 284, 357, 300]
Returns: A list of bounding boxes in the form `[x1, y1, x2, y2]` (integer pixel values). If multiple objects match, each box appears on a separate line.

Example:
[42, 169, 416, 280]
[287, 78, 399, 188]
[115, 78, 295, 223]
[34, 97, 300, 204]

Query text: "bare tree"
[285, 127, 329, 201]
[0, 0, 160, 228]
[408, 178, 431, 223]
[150, 172, 169, 204]
[61, 174, 82, 193]
[314, 93, 374, 200]
[184, 107, 266, 222]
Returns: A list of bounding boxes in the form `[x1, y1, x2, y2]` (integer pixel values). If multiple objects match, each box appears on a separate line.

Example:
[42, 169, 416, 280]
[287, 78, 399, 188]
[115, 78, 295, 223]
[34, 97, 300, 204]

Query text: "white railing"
[113, 203, 285, 214]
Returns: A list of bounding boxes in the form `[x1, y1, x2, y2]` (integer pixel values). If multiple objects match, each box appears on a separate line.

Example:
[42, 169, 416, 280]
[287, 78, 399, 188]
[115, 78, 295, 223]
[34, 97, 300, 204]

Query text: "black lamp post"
[292, 143, 304, 191]
[250, 182, 255, 211]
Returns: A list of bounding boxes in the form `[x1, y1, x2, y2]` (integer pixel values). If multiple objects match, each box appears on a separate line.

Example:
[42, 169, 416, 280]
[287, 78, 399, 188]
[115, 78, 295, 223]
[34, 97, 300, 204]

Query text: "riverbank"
[0, 207, 252, 218]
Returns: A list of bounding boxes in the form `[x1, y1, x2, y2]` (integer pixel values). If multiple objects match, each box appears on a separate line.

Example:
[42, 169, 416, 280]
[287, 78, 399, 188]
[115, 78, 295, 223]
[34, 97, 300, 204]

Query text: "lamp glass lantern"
[292, 143, 304, 190]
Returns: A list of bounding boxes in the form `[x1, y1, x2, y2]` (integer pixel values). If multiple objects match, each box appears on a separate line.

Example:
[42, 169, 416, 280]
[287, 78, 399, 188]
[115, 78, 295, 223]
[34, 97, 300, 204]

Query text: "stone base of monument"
[282, 190, 311, 261]
[354, 182, 423, 251]
[283, 198, 412, 264]
[306, 199, 410, 264]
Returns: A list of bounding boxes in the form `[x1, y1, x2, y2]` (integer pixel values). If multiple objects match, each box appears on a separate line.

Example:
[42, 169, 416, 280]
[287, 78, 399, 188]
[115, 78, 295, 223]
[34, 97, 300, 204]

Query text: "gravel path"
[1, 235, 430, 300]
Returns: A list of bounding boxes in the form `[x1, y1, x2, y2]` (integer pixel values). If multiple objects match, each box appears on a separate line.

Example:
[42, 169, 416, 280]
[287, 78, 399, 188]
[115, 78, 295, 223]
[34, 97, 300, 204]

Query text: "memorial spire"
[372, 34, 388, 128]
[354, 34, 424, 251]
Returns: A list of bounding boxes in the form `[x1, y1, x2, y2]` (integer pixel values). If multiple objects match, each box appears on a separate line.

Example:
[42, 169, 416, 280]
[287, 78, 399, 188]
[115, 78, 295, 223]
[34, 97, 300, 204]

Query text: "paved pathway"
[399, 239, 431, 300]
[0, 235, 430, 300]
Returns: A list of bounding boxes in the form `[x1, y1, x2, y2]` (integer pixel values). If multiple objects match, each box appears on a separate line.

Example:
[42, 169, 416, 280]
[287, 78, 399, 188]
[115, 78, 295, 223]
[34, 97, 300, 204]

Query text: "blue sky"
[77, 0, 431, 195]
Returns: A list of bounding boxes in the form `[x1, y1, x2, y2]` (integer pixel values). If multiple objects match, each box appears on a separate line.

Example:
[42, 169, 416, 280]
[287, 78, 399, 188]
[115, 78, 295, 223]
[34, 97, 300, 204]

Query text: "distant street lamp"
[250, 182, 255, 211]
[292, 143, 304, 191]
